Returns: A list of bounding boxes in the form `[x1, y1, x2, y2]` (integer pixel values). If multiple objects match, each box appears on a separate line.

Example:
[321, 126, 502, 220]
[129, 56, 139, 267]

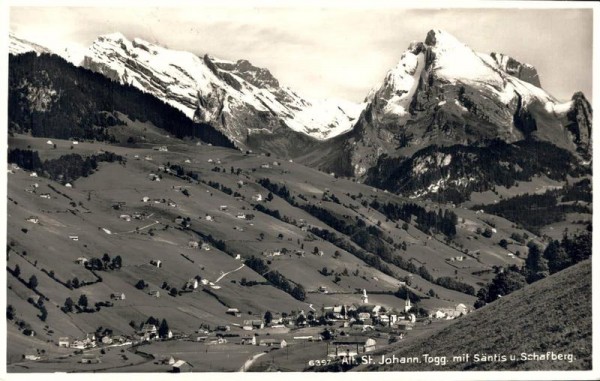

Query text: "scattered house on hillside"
[30, 172, 38, 177]
[120, 214, 132, 221]
[252, 194, 263, 202]
[46, 140, 53, 145]
[236, 213, 247, 219]
[219, 205, 228, 211]
[207, 159, 214, 163]
[24, 352, 41, 361]
[153, 146, 168, 152]
[72, 140, 79, 145]
[205, 215, 214, 221]
[65, 183, 73, 188]
[201, 243, 211, 251]
[216, 325, 231, 332]
[226, 308, 241, 317]
[168, 200, 177, 207]
[142, 196, 151, 203]
[172, 360, 194, 373]
[69, 235, 79, 241]
[26, 216, 39, 224]
[75, 257, 89, 265]
[184, 159, 191, 163]
[148, 173, 161, 182]
[144, 155, 153, 161]
[328, 337, 376, 358]
[150, 259, 162, 268]
[188, 241, 199, 249]
[58, 337, 70, 348]
[111, 292, 126, 301]
[81, 354, 101, 364]
[456, 303, 469, 315]
[101, 335, 113, 345]
[149, 290, 161, 298]
[39, 193, 51, 199]
[259, 339, 287, 348]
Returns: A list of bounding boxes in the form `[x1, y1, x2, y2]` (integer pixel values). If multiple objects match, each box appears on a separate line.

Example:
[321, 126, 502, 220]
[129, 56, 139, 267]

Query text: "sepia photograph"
[2, 1, 597, 379]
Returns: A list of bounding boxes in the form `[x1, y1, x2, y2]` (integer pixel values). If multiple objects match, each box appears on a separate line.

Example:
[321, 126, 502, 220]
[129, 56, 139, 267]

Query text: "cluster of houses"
[430, 303, 470, 319]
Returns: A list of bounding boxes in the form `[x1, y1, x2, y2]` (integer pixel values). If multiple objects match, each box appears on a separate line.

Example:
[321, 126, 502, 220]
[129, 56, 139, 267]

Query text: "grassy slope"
[362, 259, 592, 371]
[6, 134, 563, 369]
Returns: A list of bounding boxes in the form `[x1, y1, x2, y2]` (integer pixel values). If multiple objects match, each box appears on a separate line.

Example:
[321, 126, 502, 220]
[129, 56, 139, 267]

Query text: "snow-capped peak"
[9, 32, 52, 56]
[82, 33, 363, 145]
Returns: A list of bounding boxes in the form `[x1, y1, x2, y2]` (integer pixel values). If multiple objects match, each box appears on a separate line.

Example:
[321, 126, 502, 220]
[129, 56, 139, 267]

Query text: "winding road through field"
[215, 264, 245, 283]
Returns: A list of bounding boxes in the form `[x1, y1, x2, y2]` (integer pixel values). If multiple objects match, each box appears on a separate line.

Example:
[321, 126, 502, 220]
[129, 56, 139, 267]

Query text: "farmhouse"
[188, 241, 199, 249]
[24, 352, 41, 361]
[259, 339, 287, 348]
[141, 324, 158, 340]
[30, 172, 38, 177]
[201, 243, 211, 251]
[58, 337, 70, 348]
[226, 308, 241, 317]
[75, 257, 89, 265]
[219, 205, 228, 211]
[236, 213, 247, 219]
[110, 292, 126, 301]
[172, 360, 193, 373]
[70, 340, 86, 349]
[328, 337, 377, 358]
[142, 196, 150, 203]
[119, 214, 132, 221]
[240, 334, 257, 345]
[149, 290, 161, 298]
[205, 215, 214, 221]
[26, 216, 39, 224]
[252, 194, 263, 202]
[150, 259, 162, 268]
[65, 183, 72, 188]
[39, 193, 51, 199]
[69, 235, 79, 241]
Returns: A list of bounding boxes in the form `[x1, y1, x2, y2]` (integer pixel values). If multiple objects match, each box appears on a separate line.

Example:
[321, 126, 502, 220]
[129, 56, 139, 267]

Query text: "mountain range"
[8, 29, 592, 202]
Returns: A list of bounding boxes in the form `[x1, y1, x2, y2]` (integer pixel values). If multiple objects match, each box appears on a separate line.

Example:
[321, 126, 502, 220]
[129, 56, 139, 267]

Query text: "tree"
[266, 192, 274, 202]
[169, 287, 178, 297]
[13, 264, 20, 278]
[135, 280, 147, 290]
[78, 294, 88, 308]
[296, 314, 306, 326]
[102, 253, 111, 268]
[264, 311, 273, 325]
[112, 255, 122, 269]
[524, 242, 548, 283]
[63, 297, 74, 313]
[158, 318, 170, 339]
[28, 275, 38, 290]
[7, 305, 15, 320]
[291, 285, 306, 301]
[499, 239, 509, 249]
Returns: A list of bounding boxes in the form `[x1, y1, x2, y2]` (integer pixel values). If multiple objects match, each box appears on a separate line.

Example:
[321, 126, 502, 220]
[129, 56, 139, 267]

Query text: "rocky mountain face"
[9, 32, 52, 56]
[81, 33, 362, 151]
[321, 29, 592, 201]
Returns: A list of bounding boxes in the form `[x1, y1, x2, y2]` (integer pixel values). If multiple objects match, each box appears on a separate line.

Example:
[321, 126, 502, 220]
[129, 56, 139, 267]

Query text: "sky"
[8, 6, 594, 103]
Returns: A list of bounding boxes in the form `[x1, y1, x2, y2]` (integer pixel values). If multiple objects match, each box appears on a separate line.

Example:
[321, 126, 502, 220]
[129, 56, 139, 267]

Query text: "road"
[239, 351, 267, 372]
[215, 264, 245, 283]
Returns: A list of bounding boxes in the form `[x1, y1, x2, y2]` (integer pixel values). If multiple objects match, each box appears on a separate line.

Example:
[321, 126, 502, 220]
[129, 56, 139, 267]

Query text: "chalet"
[39, 193, 51, 199]
[145, 155, 153, 161]
[141, 324, 158, 340]
[111, 292, 126, 301]
[201, 243, 211, 251]
[30, 172, 38, 177]
[172, 360, 194, 373]
[242, 320, 264, 330]
[252, 194, 263, 202]
[101, 336, 113, 345]
[328, 337, 376, 358]
[226, 308, 241, 317]
[188, 241, 199, 249]
[69, 235, 79, 241]
[260, 164, 270, 169]
[75, 257, 88, 265]
[456, 303, 469, 315]
[58, 337, 70, 348]
[184, 159, 191, 163]
[150, 259, 162, 268]
[216, 325, 231, 332]
[207, 159, 214, 163]
[236, 213, 247, 219]
[142, 196, 150, 203]
[168, 200, 177, 207]
[72, 141, 79, 145]
[149, 290, 161, 298]
[153, 146, 168, 152]
[26, 216, 39, 224]
[219, 205, 228, 211]
[65, 183, 73, 188]
[259, 339, 287, 348]
[205, 215, 214, 221]
[240, 334, 257, 345]
[46, 140, 53, 145]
